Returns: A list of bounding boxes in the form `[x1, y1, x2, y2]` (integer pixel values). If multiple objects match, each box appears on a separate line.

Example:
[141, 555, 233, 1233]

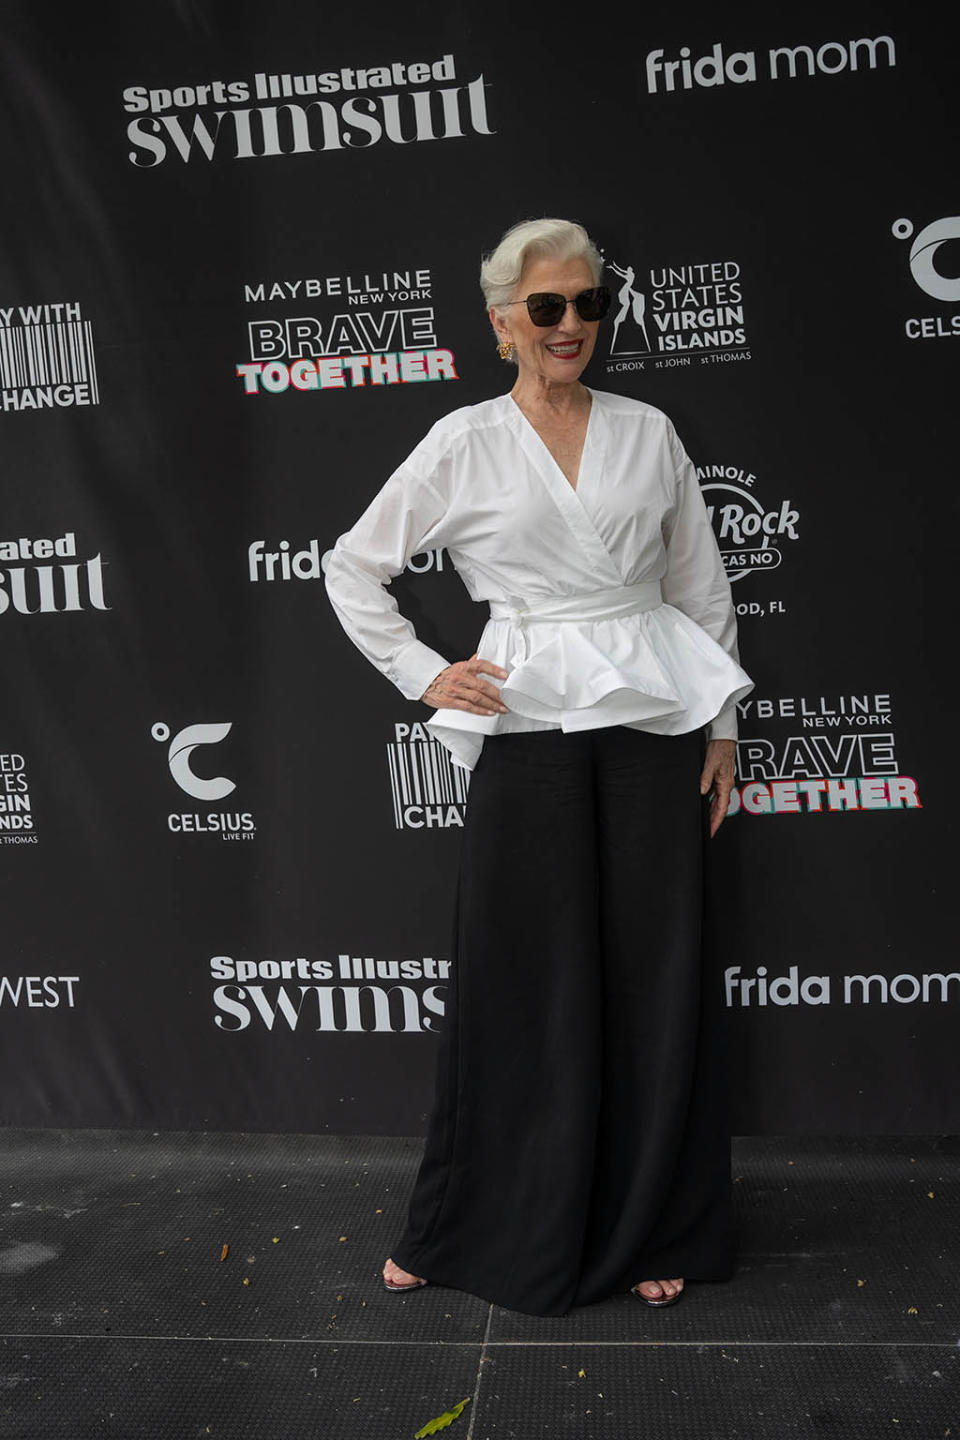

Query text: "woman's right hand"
[420, 654, 510, 715]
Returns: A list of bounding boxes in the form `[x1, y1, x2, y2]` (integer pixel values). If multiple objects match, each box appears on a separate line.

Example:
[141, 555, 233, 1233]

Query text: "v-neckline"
[506, 389, 623, 586]
[508, 390, 595, 497]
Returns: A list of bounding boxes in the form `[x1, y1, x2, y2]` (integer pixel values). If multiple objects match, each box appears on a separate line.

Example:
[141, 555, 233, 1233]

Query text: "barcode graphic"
[0, 320, 99, 400]
[387, 740, 470, 827]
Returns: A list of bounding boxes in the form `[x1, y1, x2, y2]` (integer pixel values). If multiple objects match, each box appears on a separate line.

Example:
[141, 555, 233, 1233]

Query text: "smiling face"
[490, 254, 600, 388]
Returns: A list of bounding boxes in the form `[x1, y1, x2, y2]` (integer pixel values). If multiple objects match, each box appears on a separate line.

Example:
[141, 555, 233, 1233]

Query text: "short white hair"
[480, 217, 603, 311]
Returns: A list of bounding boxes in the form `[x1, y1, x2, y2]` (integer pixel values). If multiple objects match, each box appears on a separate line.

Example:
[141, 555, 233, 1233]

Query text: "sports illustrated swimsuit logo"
[152, 721, 256, 838]
[893, 215, 960, 340]
[602, 256, 750, 374]
[0, 302, 100, 414]
[209, 951, 451, 1034]
[0, 531, 109, 617]
[729, 690, 922, 818]
[236, 266, 458, 396]
[123, 53, 494, 167]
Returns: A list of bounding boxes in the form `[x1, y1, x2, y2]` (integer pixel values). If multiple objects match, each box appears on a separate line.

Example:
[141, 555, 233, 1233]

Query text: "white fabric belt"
[488, 580, 663, 626]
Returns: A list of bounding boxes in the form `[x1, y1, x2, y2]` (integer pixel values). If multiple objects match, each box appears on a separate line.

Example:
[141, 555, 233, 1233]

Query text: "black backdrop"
[2, 2, 956, 1134]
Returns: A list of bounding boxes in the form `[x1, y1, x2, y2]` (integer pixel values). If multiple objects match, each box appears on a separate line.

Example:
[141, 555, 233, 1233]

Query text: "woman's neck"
[510, 376, 590, 422]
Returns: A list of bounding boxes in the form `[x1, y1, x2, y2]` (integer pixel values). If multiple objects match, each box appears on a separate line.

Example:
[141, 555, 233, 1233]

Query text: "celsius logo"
[153, 721, 235, 800]
[698, 465, 800, 584]
[892, 216, 960, 340]
[893, 216, 960, 300]
[151, 722, 255, 840]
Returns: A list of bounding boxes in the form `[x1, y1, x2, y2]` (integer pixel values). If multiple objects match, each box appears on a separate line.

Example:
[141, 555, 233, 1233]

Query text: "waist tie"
[488, 581, 663, 663]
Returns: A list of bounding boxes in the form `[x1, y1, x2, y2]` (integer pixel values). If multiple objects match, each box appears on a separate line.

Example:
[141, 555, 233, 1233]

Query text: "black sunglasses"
[503, 286, 612, 327]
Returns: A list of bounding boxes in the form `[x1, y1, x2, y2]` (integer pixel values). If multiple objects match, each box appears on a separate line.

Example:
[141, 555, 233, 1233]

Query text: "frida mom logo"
[644, 35, 895, 93]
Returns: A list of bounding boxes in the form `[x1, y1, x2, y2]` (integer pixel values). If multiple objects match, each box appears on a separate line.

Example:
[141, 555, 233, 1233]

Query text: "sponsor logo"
[0, 302, 100, 413]
[0, 752, 34, 843]
[0, 975, 80, 1009]
[236, 264, 457, 396]
[152, 721, 256, 838]
[729, 690, 921, 816]
[0, 531, 109, 617]
[603, 257, 749, 372]
[248, 539, 446, 581]
[645, 35, 895, 94]
[123, 53, 493, 166]
[724, 965, 959, 1008]
[388, 725, 470, 830]
[698, 464, 799, 588]
[209, 951, 449, 1033]
[893, 215, 960, 340]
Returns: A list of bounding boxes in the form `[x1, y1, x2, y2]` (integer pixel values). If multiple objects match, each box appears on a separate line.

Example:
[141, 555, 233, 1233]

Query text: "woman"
[323, 218, 754, 1317]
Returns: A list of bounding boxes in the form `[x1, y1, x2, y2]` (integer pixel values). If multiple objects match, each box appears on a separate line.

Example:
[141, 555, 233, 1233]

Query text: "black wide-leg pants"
[391, 723, 736, 1317]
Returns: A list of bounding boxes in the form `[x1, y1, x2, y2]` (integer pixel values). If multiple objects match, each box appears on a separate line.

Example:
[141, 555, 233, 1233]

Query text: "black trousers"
[391, 723, 736, 1317]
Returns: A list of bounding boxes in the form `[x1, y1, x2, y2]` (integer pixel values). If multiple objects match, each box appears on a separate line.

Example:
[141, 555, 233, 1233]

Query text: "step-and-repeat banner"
[2, 4, 955, 1133]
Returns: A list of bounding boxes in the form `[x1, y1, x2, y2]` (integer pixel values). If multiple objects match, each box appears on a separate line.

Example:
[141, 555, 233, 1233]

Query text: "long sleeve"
[660, 423, 743, 742]
[323, 438, 456, 702]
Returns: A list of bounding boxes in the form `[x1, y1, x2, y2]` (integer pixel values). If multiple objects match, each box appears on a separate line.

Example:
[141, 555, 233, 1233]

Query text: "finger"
[459, 670, 506, 701]
[437, 691, 498, 716]
[444, 677, 502, 715]
[466, 681, 508, 713]
[472, 659, 510, 679]
[709, 793, 730, 837]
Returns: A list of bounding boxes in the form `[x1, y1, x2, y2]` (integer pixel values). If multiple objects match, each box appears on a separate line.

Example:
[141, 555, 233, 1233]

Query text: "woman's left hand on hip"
[700, 738, 737, 838]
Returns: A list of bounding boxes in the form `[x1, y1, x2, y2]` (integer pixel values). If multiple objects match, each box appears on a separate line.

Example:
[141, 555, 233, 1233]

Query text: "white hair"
[479, 217, 604, 312]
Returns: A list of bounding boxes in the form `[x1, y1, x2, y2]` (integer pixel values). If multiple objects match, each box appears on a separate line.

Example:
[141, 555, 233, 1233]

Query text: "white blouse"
[323, 388, 754, 771]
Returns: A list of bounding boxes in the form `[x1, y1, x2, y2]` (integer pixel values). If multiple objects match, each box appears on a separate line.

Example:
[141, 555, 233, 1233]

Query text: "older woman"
[324, 217, 754, 1316]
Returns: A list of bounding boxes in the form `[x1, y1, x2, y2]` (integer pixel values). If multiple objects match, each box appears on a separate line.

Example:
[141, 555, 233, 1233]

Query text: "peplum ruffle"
[424, 583, 754, 772]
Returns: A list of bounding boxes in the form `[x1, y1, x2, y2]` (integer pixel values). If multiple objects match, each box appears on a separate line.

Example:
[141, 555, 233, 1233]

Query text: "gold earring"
[497, 339, 515, 361]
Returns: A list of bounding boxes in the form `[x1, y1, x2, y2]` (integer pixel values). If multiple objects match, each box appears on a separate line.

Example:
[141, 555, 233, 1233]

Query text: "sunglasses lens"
[526, 293, 565, 326]
[524, 288, 612, 325]
[575, 287, 612, 321]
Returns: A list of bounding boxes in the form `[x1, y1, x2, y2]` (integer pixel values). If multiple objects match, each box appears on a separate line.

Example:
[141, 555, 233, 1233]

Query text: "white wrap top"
[324, 388, 754, 770]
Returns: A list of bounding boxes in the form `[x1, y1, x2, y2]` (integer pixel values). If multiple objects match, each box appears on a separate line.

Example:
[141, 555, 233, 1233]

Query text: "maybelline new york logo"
[603, 257, 749, 371]
[644, 34, 895, 93]
[152, 720, 256, 838]
[236, 267, 457, 395]
[729, 691, 921, 817]
[0, 302, 100, 413]
[123, 53, 493, 166]
[893, 215, 960, 340]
